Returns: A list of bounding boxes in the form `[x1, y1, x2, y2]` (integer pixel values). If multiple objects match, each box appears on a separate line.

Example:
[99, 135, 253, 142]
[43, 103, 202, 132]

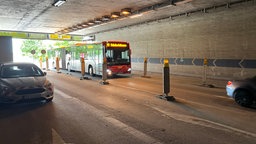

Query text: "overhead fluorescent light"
[52, 0, 67, 7]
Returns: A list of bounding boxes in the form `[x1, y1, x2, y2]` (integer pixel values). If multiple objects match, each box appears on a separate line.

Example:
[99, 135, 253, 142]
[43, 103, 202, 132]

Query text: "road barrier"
[100, 57, 109, 85]
[80, 57, 90, 80]
[56, 57, 61, 73]
[141, 57, 151, 78]
[158, 58, 175, 101]
[46, 56, 49, 71]
[39, 57, 42, 69]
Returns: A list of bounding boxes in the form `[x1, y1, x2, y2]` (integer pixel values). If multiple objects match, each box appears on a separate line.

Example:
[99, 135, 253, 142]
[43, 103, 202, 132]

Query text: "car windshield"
[0, 64, 44, 78]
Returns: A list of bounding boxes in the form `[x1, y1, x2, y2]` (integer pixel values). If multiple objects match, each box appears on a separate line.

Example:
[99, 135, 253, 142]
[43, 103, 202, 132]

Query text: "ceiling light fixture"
[87, 21, 95, 25]
[52, 0, 67, 7]
[121, 8, 132, 15]
[76, 24, 83, 29]
[102, 15, 110, 21]
[111, 12, 120, 18]
[81, 23, 88, 27]
[94, 18, 102, 23]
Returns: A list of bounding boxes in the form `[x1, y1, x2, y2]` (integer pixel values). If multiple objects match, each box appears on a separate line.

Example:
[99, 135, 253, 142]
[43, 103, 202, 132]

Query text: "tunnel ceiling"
[0, 0, 244, 36]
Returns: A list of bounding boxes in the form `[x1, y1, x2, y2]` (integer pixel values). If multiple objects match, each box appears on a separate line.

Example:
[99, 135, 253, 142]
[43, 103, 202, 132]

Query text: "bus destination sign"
[106, 43, 127, 48]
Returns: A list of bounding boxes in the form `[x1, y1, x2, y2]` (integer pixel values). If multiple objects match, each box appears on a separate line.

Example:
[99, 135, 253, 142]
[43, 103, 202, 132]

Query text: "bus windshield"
[106, 48, 130, 65]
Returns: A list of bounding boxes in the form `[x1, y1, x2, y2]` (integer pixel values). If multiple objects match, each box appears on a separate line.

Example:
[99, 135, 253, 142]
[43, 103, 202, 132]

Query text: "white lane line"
[55, 89, 73, 99]
[55, 89, 163, 144]
[112, 84, 237, 113]
[52, 128, 66, 144]
[152, 107, 256, 138]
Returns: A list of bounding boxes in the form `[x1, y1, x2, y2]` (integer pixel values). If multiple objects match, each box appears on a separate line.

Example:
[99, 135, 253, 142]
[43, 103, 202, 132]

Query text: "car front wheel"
[234, 90, 253, 107]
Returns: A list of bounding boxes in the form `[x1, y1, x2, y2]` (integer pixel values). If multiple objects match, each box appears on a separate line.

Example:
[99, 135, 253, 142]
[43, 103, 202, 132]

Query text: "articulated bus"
[67, 41, 131, 76]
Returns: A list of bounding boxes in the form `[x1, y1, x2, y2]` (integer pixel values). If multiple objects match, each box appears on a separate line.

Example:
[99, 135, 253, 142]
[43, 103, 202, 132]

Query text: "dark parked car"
[0, 62, 54, 104]
[226, 76, 256, 107]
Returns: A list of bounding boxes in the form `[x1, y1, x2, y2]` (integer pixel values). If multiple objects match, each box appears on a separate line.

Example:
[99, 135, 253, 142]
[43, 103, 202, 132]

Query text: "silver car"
[0, 62, 54, 104]
[226, 76, 256, 107]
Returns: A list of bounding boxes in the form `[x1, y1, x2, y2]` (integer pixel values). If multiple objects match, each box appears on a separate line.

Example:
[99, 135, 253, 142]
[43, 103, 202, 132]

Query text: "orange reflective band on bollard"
[56, 57, 60, 73]
[203, 58, 208, 66]
[80, 57, 90, 80]
[80, 57, 85, 77]
[46, 56, 49, 70]
[80, 57, 84, 63]
[103, 57, 107, 64]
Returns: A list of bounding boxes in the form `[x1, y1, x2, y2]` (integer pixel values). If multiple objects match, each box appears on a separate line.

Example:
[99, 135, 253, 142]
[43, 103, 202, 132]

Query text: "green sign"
[0, 31, 84, 41]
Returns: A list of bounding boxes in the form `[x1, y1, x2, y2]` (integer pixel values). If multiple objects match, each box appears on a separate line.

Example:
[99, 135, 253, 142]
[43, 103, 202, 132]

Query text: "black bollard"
[159, 58, 175, 101]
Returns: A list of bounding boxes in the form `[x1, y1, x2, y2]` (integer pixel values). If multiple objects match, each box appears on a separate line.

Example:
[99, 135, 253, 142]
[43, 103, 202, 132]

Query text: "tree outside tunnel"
[20, 39, 75, 63]
[20, 39, 49, 62]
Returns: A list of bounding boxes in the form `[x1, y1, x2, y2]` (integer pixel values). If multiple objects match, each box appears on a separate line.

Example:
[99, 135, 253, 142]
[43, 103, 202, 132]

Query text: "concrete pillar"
[0, 36, 13, 63]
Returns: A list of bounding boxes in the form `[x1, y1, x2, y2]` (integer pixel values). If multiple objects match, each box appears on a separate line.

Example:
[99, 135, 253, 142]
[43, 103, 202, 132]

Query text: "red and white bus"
[67, 41, 131, 76]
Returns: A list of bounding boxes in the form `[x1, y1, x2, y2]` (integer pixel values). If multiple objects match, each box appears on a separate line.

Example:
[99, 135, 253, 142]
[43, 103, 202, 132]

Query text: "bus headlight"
[128, 68, 131, 72]
[106, 69, 112, 75]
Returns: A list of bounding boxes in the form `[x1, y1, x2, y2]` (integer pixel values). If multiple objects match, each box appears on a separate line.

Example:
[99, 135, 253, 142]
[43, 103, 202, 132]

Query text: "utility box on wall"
[0, 36, 13, 63]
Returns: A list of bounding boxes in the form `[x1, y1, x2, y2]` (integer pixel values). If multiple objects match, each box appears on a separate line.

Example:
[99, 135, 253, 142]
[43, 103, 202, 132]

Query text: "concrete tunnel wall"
[95, 3, 256, 80]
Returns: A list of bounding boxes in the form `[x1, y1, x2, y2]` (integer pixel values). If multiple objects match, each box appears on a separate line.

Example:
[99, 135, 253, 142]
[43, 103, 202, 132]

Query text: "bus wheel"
[89, 66, 94, 76]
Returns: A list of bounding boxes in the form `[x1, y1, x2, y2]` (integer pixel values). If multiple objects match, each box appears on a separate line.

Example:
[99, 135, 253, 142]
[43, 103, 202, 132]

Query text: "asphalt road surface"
[0, 71, 255, 144]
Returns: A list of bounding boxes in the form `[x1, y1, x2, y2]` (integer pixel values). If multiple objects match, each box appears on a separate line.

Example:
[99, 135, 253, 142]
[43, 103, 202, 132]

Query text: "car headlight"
[128, 68, 131, 72]
[44, 81, 54, 92]
[0, 84, 11, 96]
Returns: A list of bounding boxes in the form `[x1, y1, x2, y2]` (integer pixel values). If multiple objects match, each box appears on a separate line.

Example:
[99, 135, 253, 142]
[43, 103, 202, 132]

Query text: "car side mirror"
[44, 72, 47, 76]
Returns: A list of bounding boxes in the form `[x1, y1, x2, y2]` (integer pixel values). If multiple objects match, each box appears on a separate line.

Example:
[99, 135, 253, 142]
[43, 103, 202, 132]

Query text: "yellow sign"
[62, 35, 71, 40]
[106, 43, 127, 48]
[49, 34, 72, 40]
[87, 45, 93, 49]
[49, 34, 59, 39]
[0, 31, 83, 41]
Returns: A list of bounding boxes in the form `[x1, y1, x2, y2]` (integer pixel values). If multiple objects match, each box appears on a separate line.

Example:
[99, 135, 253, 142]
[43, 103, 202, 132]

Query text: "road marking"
[55, 89, 163, 144]
[152, 107, 256, 138]
[52, 128, 66, 144]
[55, 89, 73, 99]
